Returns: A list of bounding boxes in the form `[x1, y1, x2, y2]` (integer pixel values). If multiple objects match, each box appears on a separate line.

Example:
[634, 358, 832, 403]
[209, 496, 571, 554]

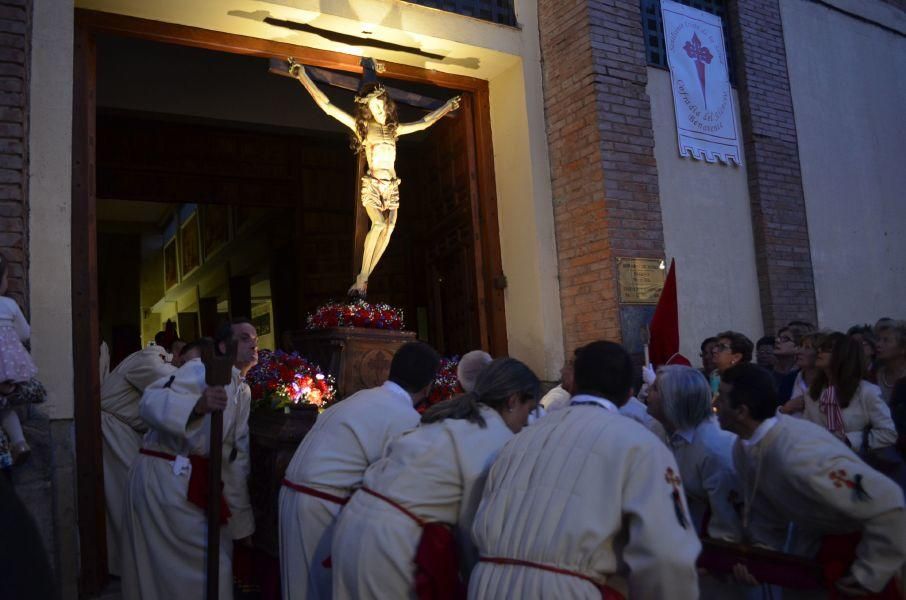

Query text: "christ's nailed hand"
[194, 386, 228, 414]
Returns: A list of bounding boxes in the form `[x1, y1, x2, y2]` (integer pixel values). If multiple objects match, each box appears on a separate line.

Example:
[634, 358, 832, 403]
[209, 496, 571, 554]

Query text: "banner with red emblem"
[661, 0, 741, 165]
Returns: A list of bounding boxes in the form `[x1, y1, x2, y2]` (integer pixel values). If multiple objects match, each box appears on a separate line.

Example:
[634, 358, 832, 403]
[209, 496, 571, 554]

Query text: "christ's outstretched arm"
[397, 96, 461, 136]
[289, 59, 356, 132]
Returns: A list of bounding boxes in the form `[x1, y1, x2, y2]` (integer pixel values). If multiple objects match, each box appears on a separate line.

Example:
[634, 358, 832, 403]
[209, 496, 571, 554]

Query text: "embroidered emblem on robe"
[665, 467, 688, 528]
[829, 469, 871, 502]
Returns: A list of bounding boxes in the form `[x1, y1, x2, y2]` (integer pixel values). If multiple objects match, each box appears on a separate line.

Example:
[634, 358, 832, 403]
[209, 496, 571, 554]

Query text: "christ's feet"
[347, 276, 368, 298]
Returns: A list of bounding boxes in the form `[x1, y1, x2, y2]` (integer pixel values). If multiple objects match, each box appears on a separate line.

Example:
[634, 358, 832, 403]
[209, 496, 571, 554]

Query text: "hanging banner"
[661, 0, 741, 165]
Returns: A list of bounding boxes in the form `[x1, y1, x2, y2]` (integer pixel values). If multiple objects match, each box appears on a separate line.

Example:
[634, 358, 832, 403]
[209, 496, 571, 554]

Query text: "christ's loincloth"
[360, 175, 401, 211]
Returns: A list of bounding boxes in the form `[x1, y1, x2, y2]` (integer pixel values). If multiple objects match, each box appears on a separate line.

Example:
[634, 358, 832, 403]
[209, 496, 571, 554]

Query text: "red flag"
[649, 259, 689, 367]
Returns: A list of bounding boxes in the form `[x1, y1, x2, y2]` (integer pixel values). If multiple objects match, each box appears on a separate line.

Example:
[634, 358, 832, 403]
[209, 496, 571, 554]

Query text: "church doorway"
[74, 11, 506, 592]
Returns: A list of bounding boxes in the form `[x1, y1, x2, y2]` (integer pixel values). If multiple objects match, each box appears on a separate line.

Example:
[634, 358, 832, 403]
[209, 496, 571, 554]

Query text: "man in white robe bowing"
[279, 341, 440, 600]
[99, 340, 177, 576]
[121, 320, 259, 600]
[715, 363, 906, 597]
[469, 341, 701, 599]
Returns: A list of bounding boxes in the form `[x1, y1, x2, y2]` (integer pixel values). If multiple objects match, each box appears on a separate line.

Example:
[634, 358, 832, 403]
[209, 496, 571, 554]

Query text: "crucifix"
[271, 57, 461, 297]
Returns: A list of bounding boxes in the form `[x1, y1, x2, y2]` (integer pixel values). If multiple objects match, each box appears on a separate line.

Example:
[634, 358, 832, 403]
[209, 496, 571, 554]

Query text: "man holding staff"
[120, 320, 258, 600]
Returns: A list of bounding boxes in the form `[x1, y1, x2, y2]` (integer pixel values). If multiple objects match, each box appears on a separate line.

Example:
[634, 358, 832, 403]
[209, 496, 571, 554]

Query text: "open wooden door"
[415, 93, 504, 356]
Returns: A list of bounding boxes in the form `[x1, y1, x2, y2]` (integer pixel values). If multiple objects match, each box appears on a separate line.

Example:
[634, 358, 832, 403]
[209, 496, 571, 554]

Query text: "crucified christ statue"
[288, 58, 461, 297]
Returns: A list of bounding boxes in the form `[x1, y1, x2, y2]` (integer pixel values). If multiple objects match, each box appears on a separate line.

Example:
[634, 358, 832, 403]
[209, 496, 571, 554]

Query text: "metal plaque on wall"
[617, 257, 666, 304]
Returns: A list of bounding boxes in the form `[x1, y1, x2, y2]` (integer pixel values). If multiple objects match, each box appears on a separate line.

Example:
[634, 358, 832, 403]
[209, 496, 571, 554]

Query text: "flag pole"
[641, 325, 651, 367]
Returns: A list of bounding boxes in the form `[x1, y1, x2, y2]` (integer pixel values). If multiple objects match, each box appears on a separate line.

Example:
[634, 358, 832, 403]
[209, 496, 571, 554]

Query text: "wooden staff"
[203, 342, 236, 600]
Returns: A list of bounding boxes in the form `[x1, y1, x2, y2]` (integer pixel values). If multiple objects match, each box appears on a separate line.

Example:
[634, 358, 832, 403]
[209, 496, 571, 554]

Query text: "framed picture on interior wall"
[180, 212, 201, 277]
[164, 237, 178, 290]
[201, 204, 229, 260]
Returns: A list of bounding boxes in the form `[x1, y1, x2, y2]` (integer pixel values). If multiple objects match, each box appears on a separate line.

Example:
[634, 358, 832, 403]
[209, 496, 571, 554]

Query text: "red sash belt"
[139, 448, 231, 525]
[479, 557, 624, 600]
[360, 487, 465, 600]
[281, 479, 349, 505]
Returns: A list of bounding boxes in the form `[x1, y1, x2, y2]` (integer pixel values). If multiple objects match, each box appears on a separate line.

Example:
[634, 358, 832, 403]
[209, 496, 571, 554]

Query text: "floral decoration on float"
[246, 349, 336, 412]
[418, 356, 462, 414]
[306, 298, 405, 331]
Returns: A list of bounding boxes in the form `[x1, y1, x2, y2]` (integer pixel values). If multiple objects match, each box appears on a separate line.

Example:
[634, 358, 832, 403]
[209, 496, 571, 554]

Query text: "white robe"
[539, 384, 570, 412]
[120, 358, 254, 600]
[734, 415, 906, 592]
[332, 406, 513, 598]
[469, 395, 701, 599]
[278, 381, 420, 600]
[99, 345, 175, 575]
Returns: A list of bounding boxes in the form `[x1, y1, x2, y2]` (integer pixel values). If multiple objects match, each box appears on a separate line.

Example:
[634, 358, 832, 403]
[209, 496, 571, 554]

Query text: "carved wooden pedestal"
[247, 327, 415, 558]
[248, 405, 318, 557]
[288, 327, 417, 398]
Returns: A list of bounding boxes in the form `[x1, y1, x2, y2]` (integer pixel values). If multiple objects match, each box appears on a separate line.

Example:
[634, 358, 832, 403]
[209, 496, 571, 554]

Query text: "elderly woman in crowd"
[330, 358, 540, 598]
[802, 332, 896, 450]
[647, 365, 742, 542]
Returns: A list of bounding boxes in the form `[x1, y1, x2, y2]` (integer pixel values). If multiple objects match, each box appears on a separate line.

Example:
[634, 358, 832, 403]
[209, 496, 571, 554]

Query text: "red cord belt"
[139, 448, 231, 524]
[360, 486, 426, 526]
[478, 556, 624, 600]
[281, 478, 349, 505]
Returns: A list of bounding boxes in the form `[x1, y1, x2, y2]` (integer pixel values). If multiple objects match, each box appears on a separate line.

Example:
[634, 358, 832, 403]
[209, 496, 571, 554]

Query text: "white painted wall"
[489, 69, 563, 378]
[488, 0, 563, 380]
[29, 0, 74, 420]
[780, 0, 906, 329]
[647, 67, 764, 367]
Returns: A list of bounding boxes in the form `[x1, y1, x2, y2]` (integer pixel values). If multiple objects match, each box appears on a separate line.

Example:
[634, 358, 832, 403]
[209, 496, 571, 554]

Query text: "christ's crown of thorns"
[356, 86, 387, 104]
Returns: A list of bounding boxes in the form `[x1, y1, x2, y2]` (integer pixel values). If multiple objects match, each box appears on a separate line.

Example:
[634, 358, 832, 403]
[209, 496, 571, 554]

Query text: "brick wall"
[539, 0, 664, 354]
[0, 0, 28, 310]
[728, 0, 817, 333]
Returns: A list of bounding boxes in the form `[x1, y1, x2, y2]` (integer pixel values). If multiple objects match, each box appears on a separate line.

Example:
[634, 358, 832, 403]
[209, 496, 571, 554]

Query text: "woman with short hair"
[330, 358, 540, 598]
[712, 331, 754, 373]
[647, 365, 742, 542]
[708, 331, 754, 396]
